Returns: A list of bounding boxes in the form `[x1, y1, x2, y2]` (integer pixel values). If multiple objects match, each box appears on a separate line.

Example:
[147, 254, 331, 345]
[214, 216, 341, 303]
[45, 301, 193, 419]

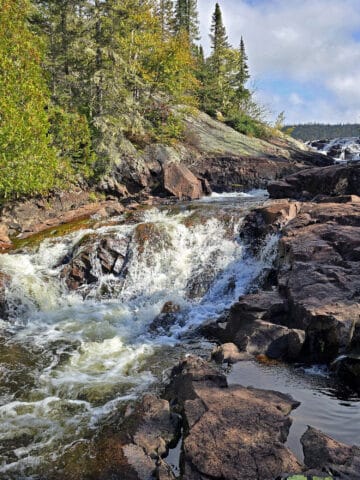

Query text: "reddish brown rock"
[301, 427, 360, 479]
[0, 224, 12, 250]
[167, 356, 302, 480]
[232, 199, 360, 371]
[211, 342, 251, 364]
[162, 162, 204, 200]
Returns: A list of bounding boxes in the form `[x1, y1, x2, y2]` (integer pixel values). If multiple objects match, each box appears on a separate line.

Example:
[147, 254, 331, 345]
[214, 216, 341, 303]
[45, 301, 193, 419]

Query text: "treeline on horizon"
[0, 0, 266, 201]
[287, 123, 360, 142]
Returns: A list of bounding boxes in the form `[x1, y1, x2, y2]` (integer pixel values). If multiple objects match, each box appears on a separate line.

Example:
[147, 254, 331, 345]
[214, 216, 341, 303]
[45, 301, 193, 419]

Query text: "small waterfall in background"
[307, 137, 360, 162]
[0, 191, 276, 477]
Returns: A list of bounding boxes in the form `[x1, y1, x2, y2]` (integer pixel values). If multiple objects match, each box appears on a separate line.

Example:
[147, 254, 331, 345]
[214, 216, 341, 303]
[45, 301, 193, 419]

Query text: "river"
[0, 190, 359, 479]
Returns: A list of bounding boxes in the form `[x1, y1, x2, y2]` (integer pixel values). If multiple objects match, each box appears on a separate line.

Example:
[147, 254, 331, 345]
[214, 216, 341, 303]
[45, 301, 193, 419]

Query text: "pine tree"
[174, 0, 199, 43]
[0, 0, 62, 199]
[157, 0, 174, 39]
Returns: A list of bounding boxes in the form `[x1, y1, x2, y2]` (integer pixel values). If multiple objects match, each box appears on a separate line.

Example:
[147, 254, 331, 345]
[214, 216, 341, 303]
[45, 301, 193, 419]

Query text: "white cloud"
[197, 0, 360, 123]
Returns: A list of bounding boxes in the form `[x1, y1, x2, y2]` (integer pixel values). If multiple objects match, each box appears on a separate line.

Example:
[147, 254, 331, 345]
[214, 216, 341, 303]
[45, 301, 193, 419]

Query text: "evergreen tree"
[0, 0, 62, 199]
[174, 0, 199, 43]
[156, 0, 174, 39]
[235, 36, 250, 99]
[210, 2, 229, 63]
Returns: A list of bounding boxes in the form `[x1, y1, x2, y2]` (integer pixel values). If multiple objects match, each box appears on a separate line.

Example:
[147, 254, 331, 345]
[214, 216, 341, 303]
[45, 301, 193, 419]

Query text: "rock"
[61, 233, 129, 290]
[0, 273, 10, 319]
[268, 162, 360, 200]
[53, 394, 180, 480]
[162, 162, 204, 200]
[0, 223, 12, 250]
[301, 427, 360, 479]
[212, 291, 305, 360]
[240, 200, 300, 253]
[149, 302, 181, 333]
[211, 342, 252, 364]
[235, 199, 360, 371]
[334, 354, 360, 390]
[167, 356, 303, 480]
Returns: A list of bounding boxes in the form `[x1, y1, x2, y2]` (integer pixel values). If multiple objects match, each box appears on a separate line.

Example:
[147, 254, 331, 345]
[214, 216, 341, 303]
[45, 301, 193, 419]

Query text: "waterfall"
[0, 193, 276, 477]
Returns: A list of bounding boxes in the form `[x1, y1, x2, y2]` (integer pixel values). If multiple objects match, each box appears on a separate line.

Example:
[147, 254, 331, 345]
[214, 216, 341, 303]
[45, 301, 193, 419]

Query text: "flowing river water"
[0, 191, 359, 479]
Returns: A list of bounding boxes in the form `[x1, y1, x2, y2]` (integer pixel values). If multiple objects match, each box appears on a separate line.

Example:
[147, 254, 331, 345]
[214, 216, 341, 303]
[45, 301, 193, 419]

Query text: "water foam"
[0, 198, 275, 476]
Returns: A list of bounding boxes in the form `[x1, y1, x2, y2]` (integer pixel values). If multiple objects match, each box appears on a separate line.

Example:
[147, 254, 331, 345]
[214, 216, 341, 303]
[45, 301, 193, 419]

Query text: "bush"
[226, 112, 269, 138]
[144, 102, 185, 143]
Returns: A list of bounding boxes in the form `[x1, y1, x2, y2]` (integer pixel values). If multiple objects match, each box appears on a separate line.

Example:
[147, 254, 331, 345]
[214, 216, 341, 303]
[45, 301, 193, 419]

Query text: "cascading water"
[0, 191, 276, 478]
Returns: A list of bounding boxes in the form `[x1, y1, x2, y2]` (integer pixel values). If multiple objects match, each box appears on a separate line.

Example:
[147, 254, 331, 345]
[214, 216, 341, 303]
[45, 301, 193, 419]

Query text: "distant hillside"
[285, 124, 360, 142]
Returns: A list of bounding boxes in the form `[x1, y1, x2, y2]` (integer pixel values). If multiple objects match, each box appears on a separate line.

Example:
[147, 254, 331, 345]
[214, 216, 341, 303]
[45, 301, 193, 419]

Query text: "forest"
[287, 123, 360, 141]
[0, 0, 264, 200]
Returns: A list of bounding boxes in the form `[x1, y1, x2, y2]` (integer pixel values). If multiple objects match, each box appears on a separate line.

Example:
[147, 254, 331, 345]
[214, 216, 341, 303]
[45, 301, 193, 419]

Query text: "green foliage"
[144, 102, 185, 143]
[0, 0, 63, 200]
[287, 123, 360, 141]
[48, 107, 96, 179]
[0, 0, 268, 201]
[226, 112, 269, 138]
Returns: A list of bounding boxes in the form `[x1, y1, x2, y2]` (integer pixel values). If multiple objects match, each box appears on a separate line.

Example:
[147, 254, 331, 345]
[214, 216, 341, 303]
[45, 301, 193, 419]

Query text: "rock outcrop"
[166, 356, 303, 480]
[205, 195, 360, 387]
[268, 162, 360, 200]
[301, 427, 360, 479]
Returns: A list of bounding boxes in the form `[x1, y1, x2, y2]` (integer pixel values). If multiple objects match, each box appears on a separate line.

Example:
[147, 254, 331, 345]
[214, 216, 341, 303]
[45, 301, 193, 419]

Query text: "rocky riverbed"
[1, 161, 360, 479]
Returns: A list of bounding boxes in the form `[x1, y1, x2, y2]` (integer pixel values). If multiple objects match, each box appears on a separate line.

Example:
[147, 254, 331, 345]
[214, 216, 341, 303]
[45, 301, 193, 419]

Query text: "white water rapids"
[0, 192, 277, 478]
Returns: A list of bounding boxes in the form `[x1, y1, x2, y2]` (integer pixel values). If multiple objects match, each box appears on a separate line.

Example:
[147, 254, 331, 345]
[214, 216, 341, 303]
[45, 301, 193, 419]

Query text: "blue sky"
[197, 0, 360, 124]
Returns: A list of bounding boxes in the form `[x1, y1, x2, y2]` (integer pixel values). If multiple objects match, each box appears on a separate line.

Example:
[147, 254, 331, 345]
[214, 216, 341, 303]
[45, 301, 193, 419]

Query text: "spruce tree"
[236, 36, 250, 96]
[157, 0, 174, 39]
[210, 2, 229, 70]
[174, 0, 200, 43]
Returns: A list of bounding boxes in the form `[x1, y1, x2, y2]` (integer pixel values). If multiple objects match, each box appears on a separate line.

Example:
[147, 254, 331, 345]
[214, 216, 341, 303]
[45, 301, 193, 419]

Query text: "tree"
[174, 0, 200, 44]
[234, 36, 250, 100]
[156, 0, 174, 39]
[0, 0, 63, 199]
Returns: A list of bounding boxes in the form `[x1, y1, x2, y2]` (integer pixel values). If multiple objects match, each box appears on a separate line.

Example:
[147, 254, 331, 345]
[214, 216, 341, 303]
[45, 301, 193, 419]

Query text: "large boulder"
[268, 162, 360, 200]
[61, 233, 129, 290]
[301, 427, 360, 479]
[167, 356, 303, 480]
[162, 162, 205, 200]
[221, 291, 305, 360]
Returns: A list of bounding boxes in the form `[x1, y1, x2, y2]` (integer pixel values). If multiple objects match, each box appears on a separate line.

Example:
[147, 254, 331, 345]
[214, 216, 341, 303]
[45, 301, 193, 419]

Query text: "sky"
[197, 0, 360, 124]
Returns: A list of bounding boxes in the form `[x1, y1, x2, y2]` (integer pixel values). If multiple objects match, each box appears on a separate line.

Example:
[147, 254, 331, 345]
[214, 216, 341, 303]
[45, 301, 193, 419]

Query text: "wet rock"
[240, 200, 300, 253]
[167, 356, 303, 480]
[149, 302, 181, 333]
[0, 273, 10, 319]
[335, 354, 360, 391]
[268, 162, 360, 200]
[53, 394, 179, 480]
[301, 427, 360, 479]
[61, 233, 129, 290]
[162, 162, 204, 200]
[211, 342, 251, 364]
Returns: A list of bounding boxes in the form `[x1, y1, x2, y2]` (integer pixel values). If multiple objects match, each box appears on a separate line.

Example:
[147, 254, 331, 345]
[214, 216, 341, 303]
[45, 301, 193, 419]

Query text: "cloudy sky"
[197, 0, 360, 124]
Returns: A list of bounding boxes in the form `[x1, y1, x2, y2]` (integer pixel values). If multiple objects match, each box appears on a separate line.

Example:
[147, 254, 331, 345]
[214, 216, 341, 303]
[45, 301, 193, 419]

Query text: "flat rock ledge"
[166, 355, 303, 480]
